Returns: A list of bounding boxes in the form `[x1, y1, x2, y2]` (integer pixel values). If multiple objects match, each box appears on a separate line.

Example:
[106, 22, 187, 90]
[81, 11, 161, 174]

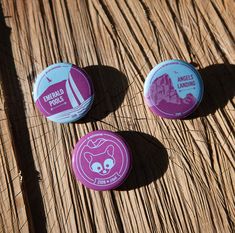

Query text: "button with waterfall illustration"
[33, 62, 94, 123]
[144, 59, 204, 119]
[72, 130, 132, 190]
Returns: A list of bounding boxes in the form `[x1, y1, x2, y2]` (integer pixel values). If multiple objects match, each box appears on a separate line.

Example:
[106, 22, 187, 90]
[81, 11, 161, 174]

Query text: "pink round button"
[72, 130, 131, 191]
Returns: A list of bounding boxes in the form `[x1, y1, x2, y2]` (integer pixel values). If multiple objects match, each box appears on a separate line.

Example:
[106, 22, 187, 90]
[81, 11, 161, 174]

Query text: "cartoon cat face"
[84, 145, 115, 175]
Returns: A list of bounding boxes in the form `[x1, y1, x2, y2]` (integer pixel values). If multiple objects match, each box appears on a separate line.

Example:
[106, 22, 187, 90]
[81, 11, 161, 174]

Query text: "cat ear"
[84, 152, 93, 163]
[87, 140, 95, 148]
[106, 145, 114, 157]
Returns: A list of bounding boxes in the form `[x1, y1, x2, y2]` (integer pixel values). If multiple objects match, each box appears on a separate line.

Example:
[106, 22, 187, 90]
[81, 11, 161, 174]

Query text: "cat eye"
[91, 162, 102, 173]
[104, 158, 114, 169]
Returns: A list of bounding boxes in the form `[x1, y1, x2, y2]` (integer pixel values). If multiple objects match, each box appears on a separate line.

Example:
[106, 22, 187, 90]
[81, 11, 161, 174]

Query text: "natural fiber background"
[0, 0, 234, 232]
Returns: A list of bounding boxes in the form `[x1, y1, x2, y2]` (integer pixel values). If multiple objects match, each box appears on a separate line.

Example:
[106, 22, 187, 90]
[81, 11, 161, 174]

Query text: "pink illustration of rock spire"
[149, 73, 197, 114]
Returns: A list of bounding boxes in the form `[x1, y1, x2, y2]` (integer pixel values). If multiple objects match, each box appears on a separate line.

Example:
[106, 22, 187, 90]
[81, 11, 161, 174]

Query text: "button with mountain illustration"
[72, 130, 132, 191]
[144, 60, 204, 119]
[33, 63, 94, 123]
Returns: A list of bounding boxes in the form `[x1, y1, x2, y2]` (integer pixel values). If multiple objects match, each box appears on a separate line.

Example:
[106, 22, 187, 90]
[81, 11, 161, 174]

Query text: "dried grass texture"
[0, 0, 234, 232]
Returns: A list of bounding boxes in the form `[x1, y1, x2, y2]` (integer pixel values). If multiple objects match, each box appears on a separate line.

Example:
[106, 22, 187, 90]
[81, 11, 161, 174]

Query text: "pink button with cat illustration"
[72, 130, 132, 191]
[144, 60, 204, 119]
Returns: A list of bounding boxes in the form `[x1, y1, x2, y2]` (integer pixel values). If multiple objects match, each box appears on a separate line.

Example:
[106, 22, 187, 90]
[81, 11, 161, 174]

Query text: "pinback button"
[72, 130, 132, 191]
[144, 59, 204, 119]
[33, 63, 94, 123]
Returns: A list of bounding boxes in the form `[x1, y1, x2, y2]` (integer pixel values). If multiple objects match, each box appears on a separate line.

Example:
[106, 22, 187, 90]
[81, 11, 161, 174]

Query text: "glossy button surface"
[72, 130, 131, 191]
[144, 60, 203, 119]
[33, 63, 94, 123]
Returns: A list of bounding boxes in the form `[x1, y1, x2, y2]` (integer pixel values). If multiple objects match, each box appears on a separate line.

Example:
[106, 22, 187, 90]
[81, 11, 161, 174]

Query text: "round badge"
[144, 60, 204, 119]
[33, 63, 94, 123]
[72, 130, 132, 191]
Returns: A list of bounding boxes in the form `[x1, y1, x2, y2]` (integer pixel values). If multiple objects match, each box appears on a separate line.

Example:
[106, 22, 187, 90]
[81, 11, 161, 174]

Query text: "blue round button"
[33, 63, 94, 123]
[144, 60, 204, 119]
